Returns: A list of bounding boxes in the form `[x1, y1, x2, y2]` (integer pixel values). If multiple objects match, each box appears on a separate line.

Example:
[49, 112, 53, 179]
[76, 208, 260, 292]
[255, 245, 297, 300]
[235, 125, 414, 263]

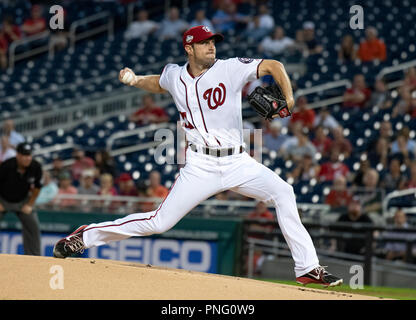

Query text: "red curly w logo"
[203, 83, 226, 110]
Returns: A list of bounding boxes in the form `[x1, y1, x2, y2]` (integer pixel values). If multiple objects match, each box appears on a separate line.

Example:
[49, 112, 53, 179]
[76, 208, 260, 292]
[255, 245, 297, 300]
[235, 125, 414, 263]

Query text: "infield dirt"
[0, 254, 383, 300]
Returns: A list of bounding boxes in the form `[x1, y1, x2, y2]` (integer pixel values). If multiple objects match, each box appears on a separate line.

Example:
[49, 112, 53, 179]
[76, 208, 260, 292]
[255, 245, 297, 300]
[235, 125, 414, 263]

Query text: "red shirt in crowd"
[312, 137, 332, 157]
[131, 107, 169, 125]
[343, 87, 372, 108]
[290, 109, 316, 129]
[318, 162, 350, 182]
[358, 38, 386, 62]
[325, 190, 353, 208]
[22, 17, 46, 36]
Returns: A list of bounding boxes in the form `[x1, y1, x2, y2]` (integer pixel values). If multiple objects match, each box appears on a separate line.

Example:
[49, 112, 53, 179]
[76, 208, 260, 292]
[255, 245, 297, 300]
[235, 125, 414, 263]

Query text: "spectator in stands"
[384, 209, 416, 262]
[248, 201, 274, 224]
[392, 86, 412, 118]
[337, 34, 357, 63]
[391, 127, 416, 165]
[312, 126, 332, 158]
[302, 21, 323, 56]
[352, 159, 371, 187]
[56, 171, 78, 207]
[0, 136, 16, 163]
[70, 149, 95, 182]
[403, 160, 416, 189]
[117, 173, 138, 196]
[0, 16, 21, 69]
[50, 155, 65, 182]
[357, 26, 387, 62]
[335, 198, 373, 255]
[410, 90, 416, 119]
[318, 147, 350, 182]
[0, 27, 8, 70]
[262, 120, 288, 152]
[94, 150, 117, 177]
[287, 29, 307, 57]
[36, 171, 58, 205]
[368, 137, 389, 168]
[147, 170, 168, 199]
[368, 120, 393, 156]
[189, 9, 214, 32]
[158, 7, 188, 41]
[129, 94, 169, 125]
[289, 96, 315, 130]
[243, 4, 275, 42]
[285, 131, 317, 164]
[352, 159, 371, 188]
[279, 121, 303, 155]
[359, 168, 382, 215]
[124, 9, 159, 40]
[330, 126, 353, 159]
[2, 119, 25, 148]
[258, 26, 294, 57]
[77, 169, 100, 195]
[246, 200, 275, 275]
[343, 74, 372, 109]
[325, 175, 353, 213]
[313, 107, 340, 130]
[380, 158, 406, 193]
[98, 173, 118, 196]
[212, 1, 250, 33]
[288, 153, 320, 183]
[400, 67, 416, 94]
[21, 5, 47, 37]
[368, 78, 393, 110]
[2, 16, 21, 44]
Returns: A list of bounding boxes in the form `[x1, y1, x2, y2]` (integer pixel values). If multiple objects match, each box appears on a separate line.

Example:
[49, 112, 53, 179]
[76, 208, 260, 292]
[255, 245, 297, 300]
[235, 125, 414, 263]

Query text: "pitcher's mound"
[0, 254, 379, 300]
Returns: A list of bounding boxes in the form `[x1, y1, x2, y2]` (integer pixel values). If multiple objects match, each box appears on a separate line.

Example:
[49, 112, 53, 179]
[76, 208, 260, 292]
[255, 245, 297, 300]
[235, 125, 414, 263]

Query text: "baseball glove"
[247, 83, 291, 120]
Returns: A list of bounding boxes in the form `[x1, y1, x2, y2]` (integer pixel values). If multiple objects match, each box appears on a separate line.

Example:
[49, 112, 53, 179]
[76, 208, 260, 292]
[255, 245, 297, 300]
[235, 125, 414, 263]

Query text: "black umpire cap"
[16, 142, 33, 155]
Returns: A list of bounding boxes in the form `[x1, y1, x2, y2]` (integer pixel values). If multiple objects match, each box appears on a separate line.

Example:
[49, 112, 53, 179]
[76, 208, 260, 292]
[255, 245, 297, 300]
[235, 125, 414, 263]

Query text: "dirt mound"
[0, 254, 379, 300]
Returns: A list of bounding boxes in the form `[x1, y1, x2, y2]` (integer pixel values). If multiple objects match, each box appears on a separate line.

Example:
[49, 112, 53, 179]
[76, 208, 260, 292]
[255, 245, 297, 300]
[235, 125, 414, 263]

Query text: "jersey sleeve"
[159, 63, 180, 92]
[225, 57, 264, 91]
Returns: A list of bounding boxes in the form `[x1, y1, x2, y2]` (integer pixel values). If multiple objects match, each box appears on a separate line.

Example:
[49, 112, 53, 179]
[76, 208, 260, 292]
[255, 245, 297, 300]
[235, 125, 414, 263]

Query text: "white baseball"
[122, 71, 135, 84]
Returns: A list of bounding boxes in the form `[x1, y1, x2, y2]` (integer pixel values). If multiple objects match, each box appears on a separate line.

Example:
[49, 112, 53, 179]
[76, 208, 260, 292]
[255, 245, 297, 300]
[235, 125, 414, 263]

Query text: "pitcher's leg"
[83, 166, 221, 248]
[228, 154, 319, 277]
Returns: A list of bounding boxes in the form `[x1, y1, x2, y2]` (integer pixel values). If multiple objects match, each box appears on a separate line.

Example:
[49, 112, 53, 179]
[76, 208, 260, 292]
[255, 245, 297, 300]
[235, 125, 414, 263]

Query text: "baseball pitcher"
[53, 26, 342, 287]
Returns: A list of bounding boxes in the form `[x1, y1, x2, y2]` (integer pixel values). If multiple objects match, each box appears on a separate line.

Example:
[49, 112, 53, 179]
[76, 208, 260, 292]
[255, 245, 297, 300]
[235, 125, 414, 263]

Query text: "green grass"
[259, 279, 416, 300]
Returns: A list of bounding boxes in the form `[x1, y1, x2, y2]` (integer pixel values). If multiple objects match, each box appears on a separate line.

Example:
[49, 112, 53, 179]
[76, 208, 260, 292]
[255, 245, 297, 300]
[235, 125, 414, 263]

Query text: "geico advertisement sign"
[0, 231, 217, 273]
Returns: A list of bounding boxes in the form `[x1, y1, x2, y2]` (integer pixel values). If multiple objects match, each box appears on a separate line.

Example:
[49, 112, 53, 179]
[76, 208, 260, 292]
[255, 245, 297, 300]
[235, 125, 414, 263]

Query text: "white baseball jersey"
[159, 57, 263, 148]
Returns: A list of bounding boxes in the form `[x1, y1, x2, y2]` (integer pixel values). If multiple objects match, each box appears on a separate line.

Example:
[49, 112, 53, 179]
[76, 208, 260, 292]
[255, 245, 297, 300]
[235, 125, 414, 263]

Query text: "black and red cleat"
[296, 266, 343, 287]
[53, 225, 87, 259]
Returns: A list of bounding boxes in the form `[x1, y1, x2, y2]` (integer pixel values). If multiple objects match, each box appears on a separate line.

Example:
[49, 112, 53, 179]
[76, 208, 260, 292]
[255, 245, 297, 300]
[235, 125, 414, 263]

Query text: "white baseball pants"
[82, 149, 320, 277]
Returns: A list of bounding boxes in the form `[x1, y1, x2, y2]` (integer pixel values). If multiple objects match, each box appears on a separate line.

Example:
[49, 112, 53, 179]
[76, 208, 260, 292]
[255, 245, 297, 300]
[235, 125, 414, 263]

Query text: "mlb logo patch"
[202, 26, 210, 32]
[186, 35, 193, 43]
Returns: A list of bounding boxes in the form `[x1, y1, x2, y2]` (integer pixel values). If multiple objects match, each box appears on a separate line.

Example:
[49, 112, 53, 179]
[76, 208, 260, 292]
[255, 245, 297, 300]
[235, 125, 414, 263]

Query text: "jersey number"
[179, 112, 194, 129]
[203, 83, 226, 110]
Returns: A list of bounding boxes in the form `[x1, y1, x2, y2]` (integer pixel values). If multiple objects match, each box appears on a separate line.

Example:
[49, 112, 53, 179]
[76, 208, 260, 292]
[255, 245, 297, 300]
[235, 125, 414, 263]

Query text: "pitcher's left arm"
[257, 60, 295, 111]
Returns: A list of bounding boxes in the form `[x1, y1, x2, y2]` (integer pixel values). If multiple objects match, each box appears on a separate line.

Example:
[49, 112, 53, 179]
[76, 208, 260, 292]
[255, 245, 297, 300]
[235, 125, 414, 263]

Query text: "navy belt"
[189, 144, 244, 157]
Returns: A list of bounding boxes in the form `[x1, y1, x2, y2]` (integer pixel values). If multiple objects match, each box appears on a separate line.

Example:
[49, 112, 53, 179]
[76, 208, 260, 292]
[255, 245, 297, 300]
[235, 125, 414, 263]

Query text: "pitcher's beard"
[196, 56, 215, 69]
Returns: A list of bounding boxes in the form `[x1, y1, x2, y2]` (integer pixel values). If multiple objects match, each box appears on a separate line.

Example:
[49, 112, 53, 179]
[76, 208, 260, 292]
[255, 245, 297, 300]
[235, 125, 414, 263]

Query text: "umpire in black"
[0, 142, 42, 255]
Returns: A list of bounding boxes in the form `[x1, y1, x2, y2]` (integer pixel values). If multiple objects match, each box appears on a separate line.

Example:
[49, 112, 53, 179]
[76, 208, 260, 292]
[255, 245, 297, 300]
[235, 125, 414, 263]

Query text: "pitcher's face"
[188, 38, 216, 67]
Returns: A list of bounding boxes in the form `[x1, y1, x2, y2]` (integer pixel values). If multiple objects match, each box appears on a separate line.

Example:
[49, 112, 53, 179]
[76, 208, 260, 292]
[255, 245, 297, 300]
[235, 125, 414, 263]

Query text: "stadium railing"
[68, 11, 114, 53]
[242, 219, 416, 285]
[7, 11, 115, 69]
[383, 188, 416, 219]
[378, 58, 416, 89]
[8, 30, 50, 69]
